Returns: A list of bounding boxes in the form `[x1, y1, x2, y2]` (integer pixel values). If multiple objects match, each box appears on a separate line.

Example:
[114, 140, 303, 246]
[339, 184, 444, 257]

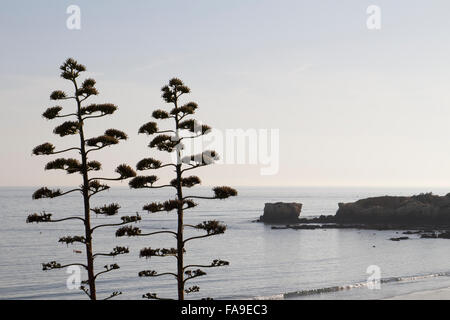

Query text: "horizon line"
[3, 185, 450, 189]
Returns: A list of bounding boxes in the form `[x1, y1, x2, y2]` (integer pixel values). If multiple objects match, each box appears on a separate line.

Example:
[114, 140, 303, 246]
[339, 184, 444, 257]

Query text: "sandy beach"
[386, 287, 450, 300]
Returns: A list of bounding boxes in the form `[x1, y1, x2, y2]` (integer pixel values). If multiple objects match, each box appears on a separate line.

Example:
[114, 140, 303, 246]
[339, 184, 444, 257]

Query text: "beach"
[386, 287, 450, 300]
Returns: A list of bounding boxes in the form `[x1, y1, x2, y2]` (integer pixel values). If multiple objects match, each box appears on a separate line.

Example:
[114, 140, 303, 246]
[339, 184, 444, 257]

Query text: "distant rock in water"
[336, 193, 450, 225]
[389, 236, 409, 241]
[259, 202, 302, 223]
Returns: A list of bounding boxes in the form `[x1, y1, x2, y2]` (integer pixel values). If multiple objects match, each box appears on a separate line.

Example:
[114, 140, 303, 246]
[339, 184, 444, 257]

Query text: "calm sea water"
[1, 186, 450, 300]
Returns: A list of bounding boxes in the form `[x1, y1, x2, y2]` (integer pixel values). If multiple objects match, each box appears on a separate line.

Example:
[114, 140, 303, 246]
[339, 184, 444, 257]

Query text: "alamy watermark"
[366, 5, 381, 30]
[366, 265, 381, 290]
[66, 5, 81, 30]
[66, 265, 81, 290]
[170, 123, 280, 176]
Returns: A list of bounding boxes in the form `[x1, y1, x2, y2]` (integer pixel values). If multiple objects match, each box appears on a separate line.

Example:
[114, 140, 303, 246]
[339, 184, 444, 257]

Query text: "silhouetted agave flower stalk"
[118, 78, 237, 300]
[28, 58, 138, 300]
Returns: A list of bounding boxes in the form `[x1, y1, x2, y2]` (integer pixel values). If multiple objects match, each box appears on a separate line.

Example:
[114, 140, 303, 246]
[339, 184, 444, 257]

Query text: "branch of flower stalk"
[49, 217, 85, 223]
[82, 114, 110, 121]
[61, 263, 88, 269]
[44, 262, 88, 270]
[183, 274, 206, 284]
[88, 188, 109, 199]
[183, 196, 216, 200]
[139, 184, 175, 189]
[94, 264, 120, 280]
[92, 253, 120, 258]
[51, 147, 81, 155]
[183, 233, 220, 244]
[183, 259, 229, 270]
[180, 134, 203, 140]
[104, 291, 122, 300]
[85, 146, 107, 154]
[139, 271, 178, 278]
[91, 221, 132, 233]
[181, 164, 207, 173]
[27, 212, 86, 224]
[183, 264, 213, 269]
[141, 164, 177, 170]
[183, 264, 223, 270]
[142, 292, 173, 300]
[88, 177, 123, 182]
[157, 130, 176, 134]
[139, 230, 178, 237]
[143, 204, 195, 214]
[80, 286, 91, 299]
[178, 113, 190, 121]
[58, 189, 82, 197]
[55, 113, 78, 118]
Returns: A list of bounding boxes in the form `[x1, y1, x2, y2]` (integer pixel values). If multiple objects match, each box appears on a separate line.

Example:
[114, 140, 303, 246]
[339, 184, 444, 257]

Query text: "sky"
[2, 0, 450, 187]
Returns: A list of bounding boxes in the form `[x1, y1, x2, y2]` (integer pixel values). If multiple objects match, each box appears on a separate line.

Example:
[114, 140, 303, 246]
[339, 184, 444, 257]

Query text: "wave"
[253, 271, 450, 300]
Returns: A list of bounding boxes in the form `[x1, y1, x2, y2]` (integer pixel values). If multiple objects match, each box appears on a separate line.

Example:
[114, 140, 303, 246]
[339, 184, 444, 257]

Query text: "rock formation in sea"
[336, 193, 450, 225]
[259, 202, 302, 223]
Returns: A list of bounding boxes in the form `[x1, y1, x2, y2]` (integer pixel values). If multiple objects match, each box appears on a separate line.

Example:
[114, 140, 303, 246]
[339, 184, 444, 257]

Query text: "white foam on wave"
[254, 271, 450, 300]
[253, 294, 285, 300]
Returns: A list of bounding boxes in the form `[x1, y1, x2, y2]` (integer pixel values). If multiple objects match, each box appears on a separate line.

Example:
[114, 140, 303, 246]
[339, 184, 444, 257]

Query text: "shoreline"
[385, 287, 450, 300]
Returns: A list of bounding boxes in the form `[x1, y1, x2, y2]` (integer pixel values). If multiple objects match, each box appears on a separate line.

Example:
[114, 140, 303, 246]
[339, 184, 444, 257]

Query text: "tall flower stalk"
[28, 58, 139, 300]
[119, 78, 237, 300]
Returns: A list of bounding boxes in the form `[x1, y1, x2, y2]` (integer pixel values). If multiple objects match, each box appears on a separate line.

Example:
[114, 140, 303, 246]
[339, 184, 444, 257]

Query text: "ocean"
[1, 186, 450, 300]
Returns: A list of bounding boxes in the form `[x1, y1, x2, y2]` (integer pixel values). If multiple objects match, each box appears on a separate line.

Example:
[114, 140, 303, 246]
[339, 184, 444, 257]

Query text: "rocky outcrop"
[389, 236, 409, 241]
[259, 202, 302, 223]
[420, 231, 450, 239]
[336, 193, 450, 225]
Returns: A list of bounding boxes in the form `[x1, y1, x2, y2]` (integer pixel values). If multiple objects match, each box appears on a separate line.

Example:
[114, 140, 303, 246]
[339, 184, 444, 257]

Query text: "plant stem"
[74, 78, 96, 300]
[174, 91, 185, 300]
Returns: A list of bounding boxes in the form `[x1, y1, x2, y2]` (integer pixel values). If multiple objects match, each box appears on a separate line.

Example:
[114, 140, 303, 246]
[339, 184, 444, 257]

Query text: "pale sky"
[2, 0, 450, 187]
